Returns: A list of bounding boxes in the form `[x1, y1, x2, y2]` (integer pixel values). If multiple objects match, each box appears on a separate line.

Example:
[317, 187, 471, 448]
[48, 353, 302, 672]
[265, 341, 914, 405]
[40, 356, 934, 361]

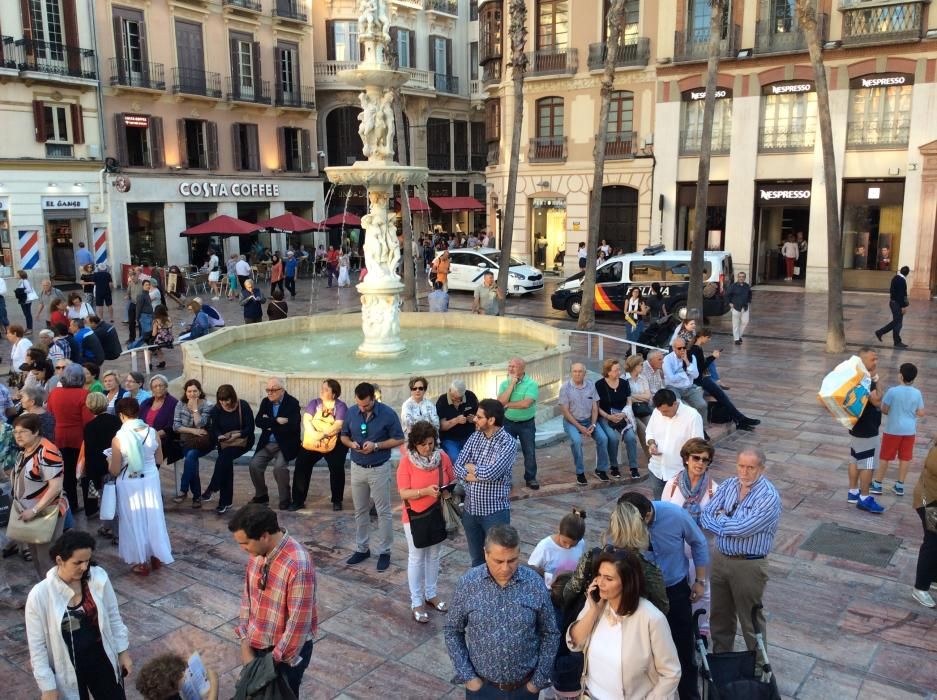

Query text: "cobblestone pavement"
[1, 275, 936, 698]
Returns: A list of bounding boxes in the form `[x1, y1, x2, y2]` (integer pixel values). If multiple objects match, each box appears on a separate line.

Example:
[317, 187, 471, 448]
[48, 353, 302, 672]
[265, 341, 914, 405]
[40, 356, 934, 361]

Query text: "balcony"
[223, 0, 262, 12]
[435, 73, 459, 94]
[605, 132, 636, 159]
[226, 78, 272, 105]
[674, 25, 739, 63]
[481, 61, 502, 86]
[527, 48, 578, 77]
[426, 0, 458, 15]
[108, 58, 165, 91]
[14, 38, 97, 81]
[846, 119, 910, 149]
[841, 2, 924, 46]
[275, 85, 315, 109]
[1, 36, 17, 70]
[754, 14, 828, 54]
[172, 67, 222, 99]
[272, 0, 308, 23]
[679, 128, 732, 156]
[470, 79, 483, 97]
[391, 0, 424, 8]
[587, 38, 651, 70]
[529, 136, 567, 163]
[759, 123, 816, 152]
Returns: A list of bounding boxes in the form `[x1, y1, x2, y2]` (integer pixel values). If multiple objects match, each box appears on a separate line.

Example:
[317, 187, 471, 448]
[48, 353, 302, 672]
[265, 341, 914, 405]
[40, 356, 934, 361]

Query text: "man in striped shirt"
[700, 448, 781, 669]
[229, 504, 317, 697]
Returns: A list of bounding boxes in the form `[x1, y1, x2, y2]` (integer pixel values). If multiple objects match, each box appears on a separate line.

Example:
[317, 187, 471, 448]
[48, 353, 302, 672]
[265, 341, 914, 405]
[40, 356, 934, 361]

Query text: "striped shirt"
[454, 427, 518, 516]
[700, 476, 781, 557]
[641, 360, 666, 395]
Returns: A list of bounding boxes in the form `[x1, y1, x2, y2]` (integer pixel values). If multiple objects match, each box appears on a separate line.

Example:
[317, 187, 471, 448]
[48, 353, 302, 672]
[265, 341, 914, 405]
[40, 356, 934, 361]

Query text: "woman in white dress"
[400, 376, 439, 435]
[337, 249, 351, 287]
[108, 396, 173, 577]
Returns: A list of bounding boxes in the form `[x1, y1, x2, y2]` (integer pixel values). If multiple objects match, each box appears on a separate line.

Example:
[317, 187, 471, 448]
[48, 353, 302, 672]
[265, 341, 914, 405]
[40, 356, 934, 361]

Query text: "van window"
[596, 261, 623, 284]
[666, 261, 712, 281]
[630, 261, 665, 282]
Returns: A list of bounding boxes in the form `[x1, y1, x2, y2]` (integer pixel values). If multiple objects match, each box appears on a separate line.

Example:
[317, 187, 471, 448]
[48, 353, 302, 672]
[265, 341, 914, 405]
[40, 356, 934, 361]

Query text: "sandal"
[131, 563, 150, 576]
[412, 607, 429, 624]
[425, 597, 448, 612]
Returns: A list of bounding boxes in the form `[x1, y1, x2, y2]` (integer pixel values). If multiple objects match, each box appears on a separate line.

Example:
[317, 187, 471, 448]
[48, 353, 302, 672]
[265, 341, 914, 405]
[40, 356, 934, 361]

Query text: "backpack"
[98, 324, 122, 361]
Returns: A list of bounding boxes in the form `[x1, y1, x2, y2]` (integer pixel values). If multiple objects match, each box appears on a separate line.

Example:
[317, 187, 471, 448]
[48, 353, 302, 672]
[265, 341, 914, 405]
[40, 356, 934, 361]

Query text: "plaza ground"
[0, 275, 936, 698]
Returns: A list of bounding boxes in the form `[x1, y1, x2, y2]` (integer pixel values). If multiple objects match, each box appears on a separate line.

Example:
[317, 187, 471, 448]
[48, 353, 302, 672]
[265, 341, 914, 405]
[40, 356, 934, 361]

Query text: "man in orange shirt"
[325, 246, 340, 288]
[433, 251, 451, 292]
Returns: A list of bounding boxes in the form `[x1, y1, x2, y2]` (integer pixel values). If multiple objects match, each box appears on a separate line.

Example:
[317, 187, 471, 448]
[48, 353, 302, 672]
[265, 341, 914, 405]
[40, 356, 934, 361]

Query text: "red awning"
[397, 196, 431, 213]
[257, 212, 327, 233]
[430, 196, 486, 212]
[180, 215, 261, 237]
[321, 212, 362, 227]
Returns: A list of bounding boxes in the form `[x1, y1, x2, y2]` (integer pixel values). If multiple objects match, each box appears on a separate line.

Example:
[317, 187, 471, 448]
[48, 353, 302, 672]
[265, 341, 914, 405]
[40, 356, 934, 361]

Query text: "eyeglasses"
[258, 561, 270, 591]
[689, 454, 712, 465]
[12, 429, 34, 436]
[55, 365, 67, 370]
[411, 386, 426, 392]
[265, 388, 283, 394]
[674, 346, 686, 351]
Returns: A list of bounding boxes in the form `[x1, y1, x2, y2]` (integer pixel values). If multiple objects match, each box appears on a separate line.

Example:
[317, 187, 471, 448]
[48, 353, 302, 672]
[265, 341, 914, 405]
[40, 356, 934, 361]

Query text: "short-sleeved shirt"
[341, 401, 404, 466]
[882, 384, 924, 436]
[14, 438, 64, 510]
[498, 374, 539, 422]
[559, 380, 599, 422]
[436, 390, 479, 443]
[528, 536, 585, 586]
[474, 283, 498, 315]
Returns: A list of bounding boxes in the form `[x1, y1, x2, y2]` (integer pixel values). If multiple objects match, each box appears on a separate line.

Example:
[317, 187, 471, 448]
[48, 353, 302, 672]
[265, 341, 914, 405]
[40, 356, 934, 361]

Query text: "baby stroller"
[636, 315, 677, 356]
[694, 605, 781, 700]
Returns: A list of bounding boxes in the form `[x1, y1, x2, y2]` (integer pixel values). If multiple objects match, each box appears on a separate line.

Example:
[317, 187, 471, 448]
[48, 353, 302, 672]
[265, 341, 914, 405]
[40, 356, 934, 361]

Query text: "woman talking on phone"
[566, 548, 681, 699]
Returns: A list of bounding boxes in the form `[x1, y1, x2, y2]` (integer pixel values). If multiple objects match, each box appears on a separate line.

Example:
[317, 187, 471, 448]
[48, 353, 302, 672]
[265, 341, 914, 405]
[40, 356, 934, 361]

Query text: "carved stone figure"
[357, 0, 378, 37]
[358, 92, 379, 157]
[361, 195, 400, 282]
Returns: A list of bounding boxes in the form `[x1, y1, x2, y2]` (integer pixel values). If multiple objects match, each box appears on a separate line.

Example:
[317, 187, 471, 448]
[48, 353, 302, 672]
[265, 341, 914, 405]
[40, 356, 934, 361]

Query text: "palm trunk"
[496, 0, 528, 315]
[687, 0, 726, 323]
[578, 0, 627, 330]
[797, 0, 844, 352]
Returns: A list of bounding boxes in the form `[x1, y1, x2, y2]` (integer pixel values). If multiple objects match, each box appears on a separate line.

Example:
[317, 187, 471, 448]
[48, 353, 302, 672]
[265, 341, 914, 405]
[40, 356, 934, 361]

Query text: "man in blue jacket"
[249, 378, 301, 510]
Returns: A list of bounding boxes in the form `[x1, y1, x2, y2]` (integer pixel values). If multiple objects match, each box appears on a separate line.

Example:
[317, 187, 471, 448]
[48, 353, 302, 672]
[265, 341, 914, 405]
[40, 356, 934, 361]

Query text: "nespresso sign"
[758, 184, 811, 202]
[764, 81, 814, 95]
[850, 73, 913, 89]
[178, 182, 281, 198]
[682, 88, 732, 101]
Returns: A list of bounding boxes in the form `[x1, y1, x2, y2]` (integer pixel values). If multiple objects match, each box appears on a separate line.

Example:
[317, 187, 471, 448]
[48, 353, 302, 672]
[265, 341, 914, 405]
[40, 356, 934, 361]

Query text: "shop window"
[178, 118, 218, 169]
[427, 118, 451, 171]
[0, 209, 10, 271]
[680, 99, 732, 155]
[279, 127, 312, 172]
[232, 123, 260, 171]
[760, 91, 816, 152]
[115, 113, 164, 168]
[127, 204, 167, 266]
[846, 81, 912, 149]
[842, 181, 904, 277]
[630, 261, 665, 282]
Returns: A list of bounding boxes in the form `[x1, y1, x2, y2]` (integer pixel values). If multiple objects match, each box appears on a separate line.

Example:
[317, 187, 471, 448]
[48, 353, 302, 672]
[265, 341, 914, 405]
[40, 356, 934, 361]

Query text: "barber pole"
[18, 230, 40, 270]
[93, 227, 108, 265]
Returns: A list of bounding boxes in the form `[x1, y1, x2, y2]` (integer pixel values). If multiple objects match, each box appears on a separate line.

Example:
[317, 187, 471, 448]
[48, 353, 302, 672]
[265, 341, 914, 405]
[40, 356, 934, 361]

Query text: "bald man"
[558, 362, 609, 486]
[498, 357, 540, 489]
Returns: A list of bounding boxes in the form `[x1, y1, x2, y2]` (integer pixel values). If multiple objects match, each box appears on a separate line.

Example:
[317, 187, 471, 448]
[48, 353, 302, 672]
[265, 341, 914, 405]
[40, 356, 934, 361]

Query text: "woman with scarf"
[395, 420, 454, 624]
[623, 288, 649, 343]
[912, 446, 937, 608]
[108, 397, 173, 576]
[662, 437, 718, 634]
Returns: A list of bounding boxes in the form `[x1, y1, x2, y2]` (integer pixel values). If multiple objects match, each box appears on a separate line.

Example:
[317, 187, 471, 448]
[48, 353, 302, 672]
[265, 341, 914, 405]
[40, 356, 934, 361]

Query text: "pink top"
[270, 260, 284, 283]
[396, 450, 455, 524]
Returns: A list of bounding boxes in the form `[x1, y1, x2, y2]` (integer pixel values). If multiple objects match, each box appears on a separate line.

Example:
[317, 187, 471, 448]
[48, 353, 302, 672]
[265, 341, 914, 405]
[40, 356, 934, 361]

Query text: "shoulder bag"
[405, 465, 448, 549]
[5, 459, 61, 544]
[304, 404, 339, 454]
[225, 403, 249, 449]
[924, 497, 937, 534]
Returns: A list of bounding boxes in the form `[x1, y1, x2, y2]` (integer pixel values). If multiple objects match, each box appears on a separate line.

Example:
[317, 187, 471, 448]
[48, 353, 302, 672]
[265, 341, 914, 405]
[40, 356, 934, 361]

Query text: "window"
[470, 0, 478, 21]
[480, 4, 502, 61]
[536, 97, 564, 138]
[453, 121, 468, 170]
[847, 80, 912, 148]
[279, 127, 312, 172]
[596, 261, 623, 284]
[537, 0, 569, 50]
[43, 104, 71, 158]
[328, 21, 359, 62]
[449, 252, 476, 266]
[760, 90, 816, 151]
[606, 91, 634, 156]
[178, 119, 218, 169]
[230, 33, 258, 101]
[30, 0, 65, 62]
[115, 113, 164, 168]
[680, 98, 733, 154]
[470, 42, 478, 81]
[232, 123, 260, 171]
[629, 261, 664, 282]
[471, 121, 485, 170]
[687, 0, 730, 41]
[429, 35, 452, 76]
[427, 118, 450, 170]
[395, 28, 414, 68]
[772, 0, 795, 33]
[603, 0, 640, 43]
[128, 205, 167, 267]
[113, 7, 147, 84]
[666, 260, 711, 280]
[841, 180, 904, 280]
[277, 42, 299, 100]
[486, 99, 501, 141]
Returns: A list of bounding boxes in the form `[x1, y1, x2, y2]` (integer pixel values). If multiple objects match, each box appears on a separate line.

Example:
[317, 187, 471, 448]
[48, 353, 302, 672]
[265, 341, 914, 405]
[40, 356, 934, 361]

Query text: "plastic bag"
[818, 355, 871, 428]
[99, 482, 117, 521]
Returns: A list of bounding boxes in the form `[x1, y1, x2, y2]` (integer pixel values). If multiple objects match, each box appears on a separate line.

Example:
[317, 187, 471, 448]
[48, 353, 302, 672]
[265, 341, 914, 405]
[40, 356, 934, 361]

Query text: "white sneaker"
[912, 588, 936, 608]
[211, 296, 220, 301]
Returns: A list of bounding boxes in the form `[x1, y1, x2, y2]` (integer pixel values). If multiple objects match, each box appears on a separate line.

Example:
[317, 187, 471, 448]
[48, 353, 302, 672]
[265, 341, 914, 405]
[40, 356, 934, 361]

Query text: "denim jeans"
[0, 296, 9, 327]
[563, 418, 609, 475]
[503, 418, 537, 482]
[180, 447, 209, 497]
[19, 302, 32, 331]
[441, 437, 466, 466]
[463, 508, 510, 567]
[627, 319, 645, 342]
[700, 376, 744, 423]
[596, 418, 638, 469]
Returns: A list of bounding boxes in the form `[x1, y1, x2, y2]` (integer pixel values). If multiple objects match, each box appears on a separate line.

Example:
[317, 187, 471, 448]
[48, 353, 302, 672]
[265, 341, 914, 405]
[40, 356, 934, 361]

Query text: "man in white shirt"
[663, 339, 708, 423]
[234, 255, 252, 290]
[645, 389, 704, 499]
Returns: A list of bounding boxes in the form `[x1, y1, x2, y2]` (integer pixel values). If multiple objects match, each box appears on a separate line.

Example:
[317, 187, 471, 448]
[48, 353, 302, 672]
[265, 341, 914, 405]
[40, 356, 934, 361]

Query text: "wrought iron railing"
[679, 128, 732, 156]
[846, 119, 911, 148]
[14, 38, 97, 80]
[587, 38, 650, 69]
[526, 48, 578, 76]
[172, 67, 222, 98]
[226, 78, 272, 104]
[605, 133, 636, 159]
[275, 85, 316, 109]
[529, 136, 567, 162]
[1, 36, 15, 69]
[434, 73, 459, 93]
[842, 2, 923, 44]
[273, 0, 308, 22]
[754, 14, 828, 54]
[426, 0, 458, 14]
[223, 0, 262, 10]
[674, 24, 739, 62]
[109, 58, 165, 90]
[481, 61, 501, 85]
[759, 123, 816, 152]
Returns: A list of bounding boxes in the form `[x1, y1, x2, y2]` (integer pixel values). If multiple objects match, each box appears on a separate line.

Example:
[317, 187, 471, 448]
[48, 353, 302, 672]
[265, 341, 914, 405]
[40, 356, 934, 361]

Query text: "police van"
[550, 246, 734, 320]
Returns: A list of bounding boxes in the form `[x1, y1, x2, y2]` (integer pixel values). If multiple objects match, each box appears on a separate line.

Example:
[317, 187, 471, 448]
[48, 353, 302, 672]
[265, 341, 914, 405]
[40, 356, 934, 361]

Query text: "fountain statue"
[325, 0, 428, 356]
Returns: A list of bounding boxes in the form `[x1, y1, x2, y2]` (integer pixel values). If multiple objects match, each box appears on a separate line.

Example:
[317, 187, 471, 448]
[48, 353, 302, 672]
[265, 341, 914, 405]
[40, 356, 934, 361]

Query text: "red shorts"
[880, 433, 914, 462]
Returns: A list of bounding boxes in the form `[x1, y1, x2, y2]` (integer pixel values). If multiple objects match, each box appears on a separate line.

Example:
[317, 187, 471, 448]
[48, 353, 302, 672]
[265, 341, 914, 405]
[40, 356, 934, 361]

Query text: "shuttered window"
[232, 123, 260, 171]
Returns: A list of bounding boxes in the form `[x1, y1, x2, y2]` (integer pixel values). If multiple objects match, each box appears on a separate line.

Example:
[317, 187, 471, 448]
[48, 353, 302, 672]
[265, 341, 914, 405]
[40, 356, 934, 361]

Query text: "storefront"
[531, 197, 566, 270]
[0, 198, 11, 275]
[842, 179, 905, 290]
[41, 196, 91, 281]
[676, 183, 727, 251]
[752, 181, 812, 285]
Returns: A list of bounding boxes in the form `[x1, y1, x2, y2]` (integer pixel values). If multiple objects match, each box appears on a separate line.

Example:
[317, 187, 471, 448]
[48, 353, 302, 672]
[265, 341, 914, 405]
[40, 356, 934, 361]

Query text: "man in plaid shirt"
[229, 504, 317, 697]
[454, 399, 519, 567]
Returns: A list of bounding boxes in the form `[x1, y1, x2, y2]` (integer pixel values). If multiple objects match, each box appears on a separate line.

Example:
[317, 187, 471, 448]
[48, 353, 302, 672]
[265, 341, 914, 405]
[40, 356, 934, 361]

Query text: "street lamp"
[495, 208, 503, 249]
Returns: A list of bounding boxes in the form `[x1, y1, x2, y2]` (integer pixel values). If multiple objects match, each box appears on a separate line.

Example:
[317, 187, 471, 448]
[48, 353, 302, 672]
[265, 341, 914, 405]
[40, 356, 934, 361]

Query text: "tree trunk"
[496, 0, 528, 315]
[578, 0, 627, 330]
[394, 93, 417, 311]
[687, 0, 726, 323]
[797, 0, 844, 352]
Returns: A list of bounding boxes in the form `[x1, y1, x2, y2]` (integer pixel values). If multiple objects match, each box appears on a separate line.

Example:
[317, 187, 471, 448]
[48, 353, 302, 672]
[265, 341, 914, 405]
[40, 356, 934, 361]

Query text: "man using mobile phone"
[436, 379, 479, 465]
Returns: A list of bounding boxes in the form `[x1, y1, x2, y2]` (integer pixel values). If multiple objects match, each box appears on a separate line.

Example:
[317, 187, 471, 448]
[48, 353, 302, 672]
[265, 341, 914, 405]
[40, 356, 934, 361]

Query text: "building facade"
[0, 0, 107, 281]
[313, 0, 487, 240]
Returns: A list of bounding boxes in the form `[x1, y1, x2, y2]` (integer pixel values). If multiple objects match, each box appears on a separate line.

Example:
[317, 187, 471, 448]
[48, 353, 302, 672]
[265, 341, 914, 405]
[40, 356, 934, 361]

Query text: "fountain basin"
[182, 312, 571, 411]
[337, 66, 410, 89]
[325, 162, 428, 188]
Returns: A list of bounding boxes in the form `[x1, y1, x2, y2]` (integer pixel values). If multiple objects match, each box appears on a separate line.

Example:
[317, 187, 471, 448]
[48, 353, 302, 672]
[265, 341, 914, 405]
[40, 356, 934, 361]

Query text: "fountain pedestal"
[356, 278, 405, 356]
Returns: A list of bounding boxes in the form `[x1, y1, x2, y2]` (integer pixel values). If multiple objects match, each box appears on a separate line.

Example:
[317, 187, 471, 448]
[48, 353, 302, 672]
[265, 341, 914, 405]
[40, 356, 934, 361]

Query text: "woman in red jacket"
[46, 363, 93, 513]
[396, 420, 455, 624]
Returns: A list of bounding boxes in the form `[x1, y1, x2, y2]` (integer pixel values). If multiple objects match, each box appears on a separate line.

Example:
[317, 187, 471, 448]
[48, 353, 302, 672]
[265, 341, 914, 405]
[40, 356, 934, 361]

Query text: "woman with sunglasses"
[400, 376, 439, 436]
[292, 379, 349, 511]
[662, 437, 718, 636]
[203, 385, 254, 515]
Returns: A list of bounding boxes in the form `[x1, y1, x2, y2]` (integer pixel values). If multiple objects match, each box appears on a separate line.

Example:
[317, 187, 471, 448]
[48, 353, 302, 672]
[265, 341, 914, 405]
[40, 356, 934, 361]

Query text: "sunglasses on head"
[258, 561, 270, 591]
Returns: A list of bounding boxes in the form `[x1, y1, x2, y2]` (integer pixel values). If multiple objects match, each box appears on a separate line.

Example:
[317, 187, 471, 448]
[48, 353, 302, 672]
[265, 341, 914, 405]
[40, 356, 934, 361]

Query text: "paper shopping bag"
[817, 355, 871, 429]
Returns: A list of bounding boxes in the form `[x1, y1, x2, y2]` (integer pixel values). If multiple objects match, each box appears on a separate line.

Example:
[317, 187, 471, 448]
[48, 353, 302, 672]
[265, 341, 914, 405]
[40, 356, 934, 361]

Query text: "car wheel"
[669, 300, 687, 320]
[565, 296, 582, 319]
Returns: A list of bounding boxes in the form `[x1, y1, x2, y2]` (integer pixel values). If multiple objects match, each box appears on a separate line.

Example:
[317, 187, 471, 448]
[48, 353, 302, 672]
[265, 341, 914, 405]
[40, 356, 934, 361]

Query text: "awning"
[430, 196, 486, 212]
[180, 215, 261, 237]
[396, 196, 431, 213]
[321, 212, 362, 227]
[257, 212, 327, 233]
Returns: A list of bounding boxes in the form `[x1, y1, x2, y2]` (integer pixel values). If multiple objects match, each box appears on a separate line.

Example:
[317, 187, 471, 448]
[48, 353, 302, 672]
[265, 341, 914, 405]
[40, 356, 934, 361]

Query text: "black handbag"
[632, 401, 652, 418]
[406, 465, 448, 549]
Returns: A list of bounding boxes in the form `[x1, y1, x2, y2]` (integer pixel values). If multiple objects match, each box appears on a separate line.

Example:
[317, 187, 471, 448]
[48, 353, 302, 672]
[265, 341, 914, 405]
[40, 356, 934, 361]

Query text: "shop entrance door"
[531, 198, 566, 271]
[47, 218, 82, 280]
[753, 206, 810, 285]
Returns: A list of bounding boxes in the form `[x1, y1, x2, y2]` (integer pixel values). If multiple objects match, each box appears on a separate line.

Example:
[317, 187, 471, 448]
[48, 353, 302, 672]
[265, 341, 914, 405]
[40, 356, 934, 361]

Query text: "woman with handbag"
[172, 379, 213, 509]
[139, 375, 181, 470]
[25, 530, 132, 700]
[912, 446, 937, 608]
[291, 379, 349, 511]
[202, 384, 254, 515]
[80, 393, 120, 521]
[109, 397, 173, 576]
[7, 413, 67, 578]
[595, 358, 639, 480]
[396, 420, 454, 624]
[16, 270, 37, 334]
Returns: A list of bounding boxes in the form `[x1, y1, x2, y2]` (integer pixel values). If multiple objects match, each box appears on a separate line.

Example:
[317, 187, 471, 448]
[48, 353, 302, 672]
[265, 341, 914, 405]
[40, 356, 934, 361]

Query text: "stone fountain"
[324, 0, 428, 357]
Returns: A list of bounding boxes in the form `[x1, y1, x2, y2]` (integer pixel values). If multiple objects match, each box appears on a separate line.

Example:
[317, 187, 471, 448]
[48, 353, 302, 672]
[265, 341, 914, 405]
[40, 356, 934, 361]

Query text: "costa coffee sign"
[764, 81, 814, 95]
[179, 182, 281, 198]
[758, 183, 812, 203]
[849, 73, 913, 89]
[682, 88, 732, 101]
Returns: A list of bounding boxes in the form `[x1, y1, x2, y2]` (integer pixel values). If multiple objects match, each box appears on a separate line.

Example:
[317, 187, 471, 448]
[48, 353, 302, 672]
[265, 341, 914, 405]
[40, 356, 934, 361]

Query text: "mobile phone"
[589, 586, 600, 602]
[441, 480, 458, 492]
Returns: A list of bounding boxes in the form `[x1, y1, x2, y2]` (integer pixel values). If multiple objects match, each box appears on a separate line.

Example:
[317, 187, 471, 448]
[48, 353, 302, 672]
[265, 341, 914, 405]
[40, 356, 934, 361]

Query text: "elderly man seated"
[663, 338, 708, 424]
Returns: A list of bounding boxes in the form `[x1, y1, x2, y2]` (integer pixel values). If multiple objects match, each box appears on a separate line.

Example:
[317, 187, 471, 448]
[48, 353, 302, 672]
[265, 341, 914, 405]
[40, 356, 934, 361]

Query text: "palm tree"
[687, 0, 727, 323]
[578, 0, 628, 330]
[797, 0, 845, 351]
[496, 0, 528, 315]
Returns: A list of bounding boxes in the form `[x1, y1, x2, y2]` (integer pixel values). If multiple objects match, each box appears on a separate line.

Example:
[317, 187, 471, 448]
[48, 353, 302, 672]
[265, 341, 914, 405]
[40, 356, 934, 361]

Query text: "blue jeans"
[709, 361, 720, 382]
[564, 418, 609, 475]
[180, 447, 209, 497]
[441, 437, 466, 466]
[463, 508, 510, 567]
[503, 417, 537, 482]
[0, 296, 9, 327]
[254, 639, 314, 698]
[627, 319, 645, 342]
[596, 417, 638, 469]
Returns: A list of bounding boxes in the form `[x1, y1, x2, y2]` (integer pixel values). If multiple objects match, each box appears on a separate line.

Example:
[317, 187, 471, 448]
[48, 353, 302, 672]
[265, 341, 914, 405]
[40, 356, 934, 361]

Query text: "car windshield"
[481, 253, 524, 267]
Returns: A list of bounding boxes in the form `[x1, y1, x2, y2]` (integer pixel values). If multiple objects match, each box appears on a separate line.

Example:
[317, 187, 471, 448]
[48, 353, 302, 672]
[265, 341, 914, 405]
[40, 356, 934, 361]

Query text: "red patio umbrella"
[321, 212, 362, 227]
[257, 212, 327, 233]
[180, 214, 261, 237]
